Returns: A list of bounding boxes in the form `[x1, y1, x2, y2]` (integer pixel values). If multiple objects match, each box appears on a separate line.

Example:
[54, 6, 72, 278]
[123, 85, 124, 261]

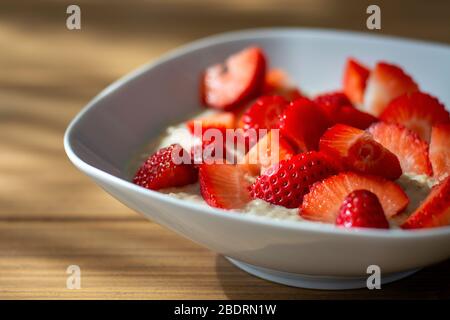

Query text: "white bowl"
[64, 28, 450, 290]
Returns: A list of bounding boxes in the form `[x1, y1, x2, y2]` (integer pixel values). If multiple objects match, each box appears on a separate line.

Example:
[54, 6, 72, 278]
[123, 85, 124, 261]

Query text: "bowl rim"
[64, 27, 450, 239]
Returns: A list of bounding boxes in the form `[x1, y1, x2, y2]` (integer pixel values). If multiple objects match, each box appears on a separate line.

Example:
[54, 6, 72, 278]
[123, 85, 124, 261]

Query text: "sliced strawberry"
[314, 92, 378, 129]
[242, 131, 295, 176]
[186, 112, 236, 134]
[201, 47, 266, 110]
[314, 92, 353, 119]
[334, 106, 379, 130]
[241, 95, 289, 131]
[279, 98, 331, 151]
[343, 58, 370, 105]
[250, 151, 340, 208]
[319, 124, 402, 180]
[429, 124, 450, 182]
[368, 122, 432, 176]
[401, 176, 450, 229]
[133, 144, 198, 190]
[263, 68, 303, 101]
[199, 163, 251, 209]
[301, 172, 409, 223]
[363, 62, 419, 116]
[336, 190, 389, 229]
[380, 92, 449, 142]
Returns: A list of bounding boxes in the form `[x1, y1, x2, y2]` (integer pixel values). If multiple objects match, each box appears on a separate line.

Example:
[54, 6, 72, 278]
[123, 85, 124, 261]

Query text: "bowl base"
[226, 257, 419, 290]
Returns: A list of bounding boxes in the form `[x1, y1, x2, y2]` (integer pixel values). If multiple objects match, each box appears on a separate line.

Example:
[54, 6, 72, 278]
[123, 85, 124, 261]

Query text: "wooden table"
[1, 0, 449, 299]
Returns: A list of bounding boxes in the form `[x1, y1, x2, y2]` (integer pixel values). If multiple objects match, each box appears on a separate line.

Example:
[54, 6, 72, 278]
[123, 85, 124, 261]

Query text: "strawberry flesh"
[202, 47, 266, 110]
[368, 122, 432, 176]
[380, 92, 449, 142]
[241, 95, 289, 131]
[343, 58, 370, 105]
[401, 176, 450, 229]
[301, 172, 409, 222]
[199, 163, 251, 209]
[319, 124, 402, 180]
[429, 124, 450, 182]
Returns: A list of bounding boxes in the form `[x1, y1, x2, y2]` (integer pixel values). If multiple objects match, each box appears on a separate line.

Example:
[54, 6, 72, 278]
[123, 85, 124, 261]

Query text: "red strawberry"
[380, 92, 449, 142]
[186, 112, 236, 134]
[201, 47, 266, 110]
[242, 131, 295, 176]
[241, 95, 289, 131]
[250, 151, 340, 208]
[336, 190, 390, 229]
[301, 172, 408, 222]
[343, 58, 370, 105]
[199, 163, 251, 209]
[133, 144, 198, 190]
[368, 122, 432, 176]
[429, 124, 450, 182]
[319, 124, 402, 180]
[314, 92, 378, 129]
[401, 176, 450, 229]
[263, 68, 303, 101]
[279, 98, 331, 151]
[363, 62, 419, 116]
[334, 106, 378, 130]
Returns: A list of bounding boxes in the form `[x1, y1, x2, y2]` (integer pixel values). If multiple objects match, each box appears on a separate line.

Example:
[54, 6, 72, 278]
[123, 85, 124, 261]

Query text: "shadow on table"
[214, 255, 450, 299]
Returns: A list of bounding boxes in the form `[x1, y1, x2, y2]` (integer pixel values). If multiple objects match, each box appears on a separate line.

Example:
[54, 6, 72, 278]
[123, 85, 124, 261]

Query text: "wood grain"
[0, 0, 449, 299]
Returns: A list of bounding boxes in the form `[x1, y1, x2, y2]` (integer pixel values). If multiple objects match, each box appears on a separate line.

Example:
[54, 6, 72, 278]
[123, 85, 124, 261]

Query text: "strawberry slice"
[380, 92, 449, 142]
[242, 131, 295, 176]
[263, 69, 303, 101]
[201, 47, 266, 110]
[133, 144, 198, 190]
[319, 124, 402, 180]
[401, 176, 450, 229]
[368, 122, 432, 176]
[301, 172, 409, 223]
[250, 151, 340, 208]
[241, 95, 289, 131]
[343, 58, 370, 105]
[363, 62, 419, 116]
[429, 124, 450, 182]
[279, 98, 331, 151]
[199, 163, 251, 209]
[336, 190, 389, 229]
[186, 112, 236, 134]
[314, 92, 378, 129]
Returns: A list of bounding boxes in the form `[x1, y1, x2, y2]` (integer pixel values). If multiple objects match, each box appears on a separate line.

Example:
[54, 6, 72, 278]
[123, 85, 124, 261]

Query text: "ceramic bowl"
[64, 28, 450, 289]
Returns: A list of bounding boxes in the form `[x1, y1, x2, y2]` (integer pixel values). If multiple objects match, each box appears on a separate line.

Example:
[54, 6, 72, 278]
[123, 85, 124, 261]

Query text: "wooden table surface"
[1, 0, 449, 299]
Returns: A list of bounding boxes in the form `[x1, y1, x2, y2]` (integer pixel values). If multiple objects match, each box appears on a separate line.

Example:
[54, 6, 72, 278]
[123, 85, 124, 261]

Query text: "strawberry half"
[279, 98, 331, 151]
[133, 144, 198, 190]
[380, 92, 449, 142]
[186, 112, 236, 134]
[363, 62, 419, 116]
[336, 190, 389, 229]
[319, 124, 402, 180]
[241, 95, 289, 131]
[250, 151, 340, 208]
[199, 163, 251, 209]
[368, 122, 432, 176]
[301, 172, 409, 223]
[429, 124, 450, 182]
[201, 47, 266, 110]
[343, 58, 370, 105]
[314, 92, 378, 129]
[263, 68, 303, 101]
[401, 176, 450, 229]
[242, 131, 295, 176]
